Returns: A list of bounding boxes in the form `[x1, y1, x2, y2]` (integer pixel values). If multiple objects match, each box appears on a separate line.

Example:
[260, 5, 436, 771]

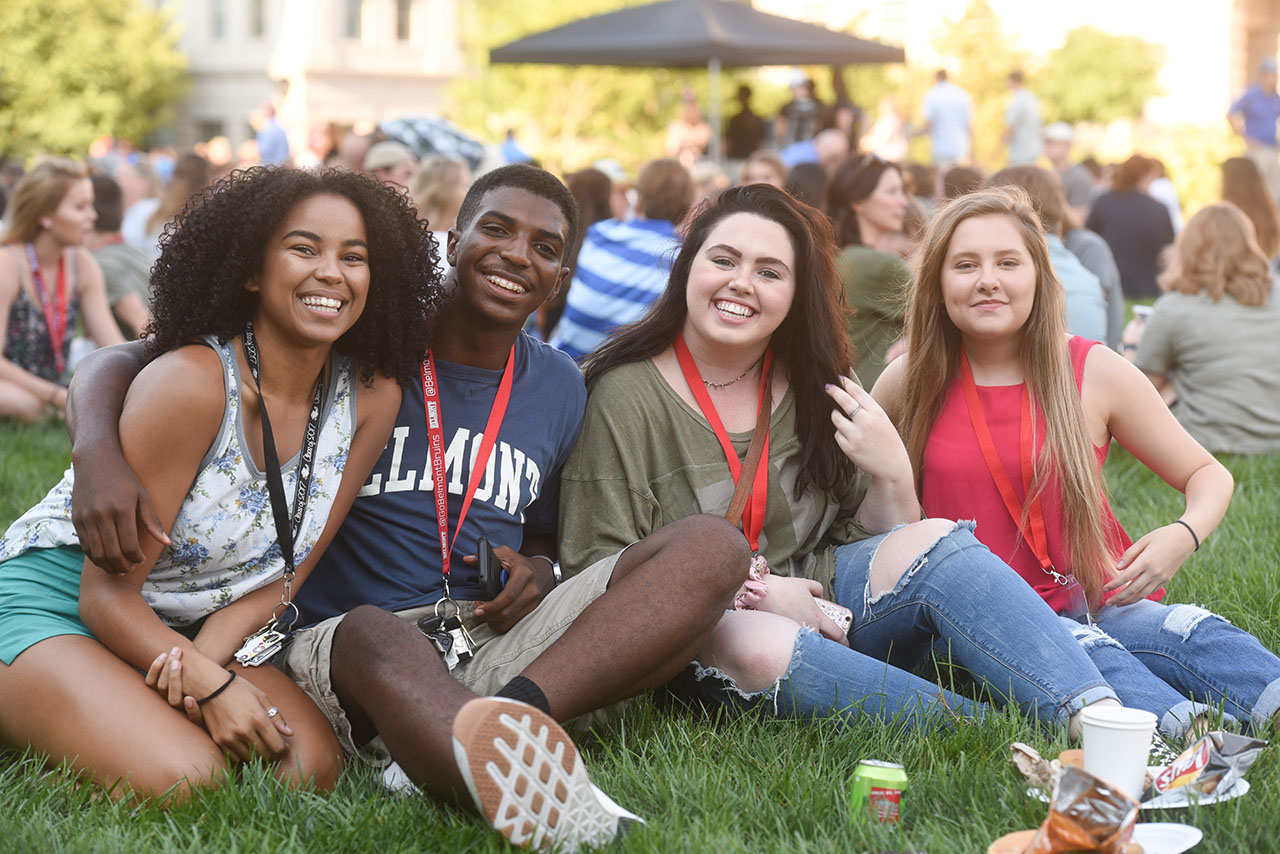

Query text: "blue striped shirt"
[549, 218, 680, 361]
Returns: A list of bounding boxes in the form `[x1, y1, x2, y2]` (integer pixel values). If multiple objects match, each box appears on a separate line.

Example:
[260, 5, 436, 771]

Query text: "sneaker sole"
[451, 697, 641, 850]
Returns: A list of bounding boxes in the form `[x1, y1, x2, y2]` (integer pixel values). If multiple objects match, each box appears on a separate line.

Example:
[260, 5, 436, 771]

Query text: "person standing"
[1043, 122, 1094, 223]
[922, 70, 973, 173]
[1003, 71, 1042, 166]
[724, 85, 767, 161]
[255, 103, 291, 167]
[665, 89, 712, 169]
[1228, 57, 1280, 207]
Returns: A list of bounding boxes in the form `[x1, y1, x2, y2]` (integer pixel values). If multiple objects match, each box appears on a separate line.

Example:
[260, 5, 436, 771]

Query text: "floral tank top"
[0, 335, 357, 626]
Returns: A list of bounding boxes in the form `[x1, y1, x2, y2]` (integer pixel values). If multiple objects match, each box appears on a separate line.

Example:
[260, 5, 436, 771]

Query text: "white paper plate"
[1132, 822, 1203, 853]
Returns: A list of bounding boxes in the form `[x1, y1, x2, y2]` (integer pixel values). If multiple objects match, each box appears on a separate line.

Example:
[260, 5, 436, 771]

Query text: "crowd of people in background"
[0, 50, 1279, 851]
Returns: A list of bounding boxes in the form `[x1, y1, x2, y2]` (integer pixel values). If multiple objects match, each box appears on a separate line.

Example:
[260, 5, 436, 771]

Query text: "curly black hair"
[145, 166, 441, 386]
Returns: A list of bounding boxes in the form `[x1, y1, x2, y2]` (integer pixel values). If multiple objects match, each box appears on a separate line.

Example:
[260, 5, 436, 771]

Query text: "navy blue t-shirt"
[296, 332, 586, 625]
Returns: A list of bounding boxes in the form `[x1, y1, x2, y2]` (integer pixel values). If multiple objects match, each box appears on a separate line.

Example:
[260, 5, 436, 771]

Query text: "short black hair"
[455, 164, 579, 257]
[90, 174, 124, 233]
[147, 166, 442, 387]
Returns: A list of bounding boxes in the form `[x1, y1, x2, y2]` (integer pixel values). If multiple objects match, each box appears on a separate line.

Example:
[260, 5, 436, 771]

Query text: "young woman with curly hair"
[0, 167, 439, 801]
[0, 158, 126, 421]
[561, 185, 1119, 731]
[876, 187, 1280, 739]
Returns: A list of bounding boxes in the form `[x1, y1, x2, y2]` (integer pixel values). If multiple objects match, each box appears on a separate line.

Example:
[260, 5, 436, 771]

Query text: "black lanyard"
[241, 322, 324, 595]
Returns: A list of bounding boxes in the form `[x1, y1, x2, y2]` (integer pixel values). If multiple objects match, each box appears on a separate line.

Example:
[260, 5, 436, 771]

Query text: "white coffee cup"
[1080, 706, 1158, 802]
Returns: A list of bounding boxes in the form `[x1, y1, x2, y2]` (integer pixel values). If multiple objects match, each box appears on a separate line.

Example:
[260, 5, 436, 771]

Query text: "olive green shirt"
[836, 245, 911, 388]
[558, 359, 872, 596]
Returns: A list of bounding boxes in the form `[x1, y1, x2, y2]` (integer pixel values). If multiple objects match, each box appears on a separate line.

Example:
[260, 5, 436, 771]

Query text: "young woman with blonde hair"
[1134, 202, 1280, 453]
[875, 187, 1280, 738]
[0, 158, 126, 421]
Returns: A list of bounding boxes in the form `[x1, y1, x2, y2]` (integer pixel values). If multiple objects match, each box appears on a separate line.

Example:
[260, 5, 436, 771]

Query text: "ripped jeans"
[1062, 600, 1280, 738]
[833, 522, 1116, 727]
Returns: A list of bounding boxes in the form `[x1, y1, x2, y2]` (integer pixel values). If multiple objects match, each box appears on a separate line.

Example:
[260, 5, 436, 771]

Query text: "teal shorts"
[0, 545, 94, 665]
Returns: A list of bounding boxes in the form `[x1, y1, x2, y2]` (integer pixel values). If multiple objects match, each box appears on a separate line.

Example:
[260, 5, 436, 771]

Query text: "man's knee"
[667, 514, 751, 590]
[331, 605, 408, 673]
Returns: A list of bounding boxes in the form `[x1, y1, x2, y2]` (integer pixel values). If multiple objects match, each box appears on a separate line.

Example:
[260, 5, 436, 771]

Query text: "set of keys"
[417, 598, 476, 671]
[235, 601, 300, 667]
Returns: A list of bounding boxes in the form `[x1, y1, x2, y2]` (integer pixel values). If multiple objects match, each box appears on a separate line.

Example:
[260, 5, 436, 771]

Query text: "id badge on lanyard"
[419, 346, 515, 668]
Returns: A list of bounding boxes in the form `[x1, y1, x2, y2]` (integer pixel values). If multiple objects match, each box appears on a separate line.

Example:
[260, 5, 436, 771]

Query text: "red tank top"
[921, 336, 1158, 612]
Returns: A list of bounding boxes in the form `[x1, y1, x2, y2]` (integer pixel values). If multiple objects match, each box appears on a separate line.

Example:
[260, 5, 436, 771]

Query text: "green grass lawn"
[0, 419, 1276, 852]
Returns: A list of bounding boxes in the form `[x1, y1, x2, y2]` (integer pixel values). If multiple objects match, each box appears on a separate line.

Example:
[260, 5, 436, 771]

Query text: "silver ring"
[266, 707, 279, 718]
[846, 404, 863, 420]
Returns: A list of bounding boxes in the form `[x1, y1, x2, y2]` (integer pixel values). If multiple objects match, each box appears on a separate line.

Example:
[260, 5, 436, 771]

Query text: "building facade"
[161, 0, 462, 152]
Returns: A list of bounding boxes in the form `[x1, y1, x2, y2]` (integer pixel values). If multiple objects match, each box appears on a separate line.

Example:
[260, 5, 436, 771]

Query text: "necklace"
[702, 353, 764, 390]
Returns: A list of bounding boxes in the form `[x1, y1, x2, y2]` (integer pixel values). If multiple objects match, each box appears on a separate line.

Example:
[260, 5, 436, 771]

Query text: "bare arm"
[65, 337, 168, 572]
[1084, 346, 1233, 605]
[73, 249, 126, 348]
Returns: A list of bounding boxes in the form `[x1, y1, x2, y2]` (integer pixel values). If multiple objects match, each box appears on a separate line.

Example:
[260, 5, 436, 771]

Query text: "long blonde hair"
[0, 157, 88, 244]
[899, 187, 1113, 605]
[1159, 203, 1273, 306]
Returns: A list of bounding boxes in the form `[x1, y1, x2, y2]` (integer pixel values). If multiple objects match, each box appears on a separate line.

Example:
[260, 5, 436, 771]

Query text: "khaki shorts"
[279, 549, 622, 765]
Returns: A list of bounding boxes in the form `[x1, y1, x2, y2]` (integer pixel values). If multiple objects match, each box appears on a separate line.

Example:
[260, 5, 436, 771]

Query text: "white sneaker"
[451, 697, 644, 849]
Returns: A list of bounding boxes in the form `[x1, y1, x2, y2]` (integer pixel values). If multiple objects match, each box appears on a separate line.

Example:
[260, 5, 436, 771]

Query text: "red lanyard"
[673, 333, 772, 551]
[421, 345, 515, 588]
[25, 244, 68, 375]
[959, 351, 1071, 586]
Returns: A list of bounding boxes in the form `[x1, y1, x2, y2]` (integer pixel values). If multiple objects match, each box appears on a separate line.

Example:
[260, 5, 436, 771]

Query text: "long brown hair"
[825, 153, 901, 248]
[583, 184, 854, 496]
[899, 187, 1113, 604]
[1160, 203, 1273, 306]
[1221, 156, 1280, 258]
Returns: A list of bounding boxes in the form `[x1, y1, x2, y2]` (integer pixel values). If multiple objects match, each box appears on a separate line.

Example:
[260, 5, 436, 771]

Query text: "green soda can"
[851, 759, 908, 823]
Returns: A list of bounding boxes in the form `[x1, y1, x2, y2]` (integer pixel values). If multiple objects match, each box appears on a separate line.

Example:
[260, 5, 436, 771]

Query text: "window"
[344, 0, 363, 39]
[395, 0, 412, 41]
[210, 0, 226, 39]
[249, 0, 266, 38]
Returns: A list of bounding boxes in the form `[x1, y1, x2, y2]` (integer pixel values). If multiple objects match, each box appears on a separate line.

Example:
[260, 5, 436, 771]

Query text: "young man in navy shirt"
[65, 165, 747, 850]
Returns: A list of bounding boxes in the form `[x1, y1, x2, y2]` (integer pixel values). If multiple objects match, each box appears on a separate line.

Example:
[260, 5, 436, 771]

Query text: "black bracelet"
[1173, 519, 1201, 552]
[195, 669, 237, 706]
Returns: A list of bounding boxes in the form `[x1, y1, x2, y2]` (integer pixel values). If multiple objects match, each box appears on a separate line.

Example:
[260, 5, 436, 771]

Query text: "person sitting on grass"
[63, 164, 746, 850]
[876, 186, 1280, 740]
[561, 184, 1121, 733]
[0, 158, 126, 422]
[0, 166, 433, 800]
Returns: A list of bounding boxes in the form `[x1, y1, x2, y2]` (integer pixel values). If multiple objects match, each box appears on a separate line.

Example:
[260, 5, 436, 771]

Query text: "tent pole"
[708, 55, 722, 163]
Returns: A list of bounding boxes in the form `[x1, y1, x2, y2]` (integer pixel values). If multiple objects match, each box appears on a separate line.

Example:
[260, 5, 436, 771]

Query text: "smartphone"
[476, 537, 505, 600]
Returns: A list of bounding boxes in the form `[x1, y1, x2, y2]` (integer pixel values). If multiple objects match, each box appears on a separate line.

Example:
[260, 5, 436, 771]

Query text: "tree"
[0, 0, 187, 160]
[1036, 27, 1163, 125]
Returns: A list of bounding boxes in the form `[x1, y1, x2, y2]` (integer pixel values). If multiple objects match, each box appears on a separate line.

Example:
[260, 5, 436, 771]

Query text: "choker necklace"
[703, 353, 764, 390]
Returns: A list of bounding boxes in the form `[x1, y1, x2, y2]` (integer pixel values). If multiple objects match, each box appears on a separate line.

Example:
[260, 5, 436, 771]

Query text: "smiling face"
[42, 178, 97, 247]
[446, 186, 569, 332]
[852, 166, 907, 243]
[940, 213, 1037, 346]
[682, 212, 797, 353]
[246, 193, 370, 348]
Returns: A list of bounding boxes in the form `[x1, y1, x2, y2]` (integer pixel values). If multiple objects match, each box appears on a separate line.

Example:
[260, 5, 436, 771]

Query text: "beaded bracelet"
[1173, 519, 1200, 552]
[195, 669, 237, 706]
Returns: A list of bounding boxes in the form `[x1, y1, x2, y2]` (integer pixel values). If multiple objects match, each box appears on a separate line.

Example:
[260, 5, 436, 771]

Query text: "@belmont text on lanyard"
[25, 244, 69, 376]
[234, 321, 324, 666]
[958, 351, 1072, 588]
[673, 333, 773, 552]
[421, 345, 516, 601]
